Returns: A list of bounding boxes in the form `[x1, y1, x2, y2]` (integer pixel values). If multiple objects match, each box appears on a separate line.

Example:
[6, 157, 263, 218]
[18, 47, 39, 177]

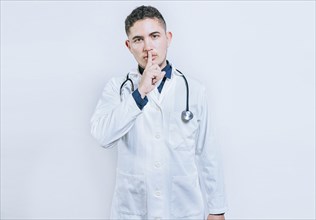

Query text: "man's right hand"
[138, 50, 166, 98]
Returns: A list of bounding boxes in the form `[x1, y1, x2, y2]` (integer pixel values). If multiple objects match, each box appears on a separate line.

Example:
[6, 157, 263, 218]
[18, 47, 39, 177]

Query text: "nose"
[143, 38, 153, 52]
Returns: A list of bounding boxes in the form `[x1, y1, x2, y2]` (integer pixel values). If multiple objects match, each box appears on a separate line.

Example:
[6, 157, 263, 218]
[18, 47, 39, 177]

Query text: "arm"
[90, 78, 143, 148]
[195, 87, 228, 216]
[90, 51, 165, 148]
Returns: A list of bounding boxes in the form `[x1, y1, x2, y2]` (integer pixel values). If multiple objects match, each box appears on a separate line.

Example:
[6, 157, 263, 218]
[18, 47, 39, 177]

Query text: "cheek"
[130, 42, 144, 52]
[130, 49, 141, 59]
[156, 41, 168, 54]
[153, 40, 163, 48]
[131, 44, 138, 50]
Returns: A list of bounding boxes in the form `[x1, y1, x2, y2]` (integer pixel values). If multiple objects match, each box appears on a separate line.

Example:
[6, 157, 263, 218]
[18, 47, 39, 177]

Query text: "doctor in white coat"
[91, 5, 228, 220]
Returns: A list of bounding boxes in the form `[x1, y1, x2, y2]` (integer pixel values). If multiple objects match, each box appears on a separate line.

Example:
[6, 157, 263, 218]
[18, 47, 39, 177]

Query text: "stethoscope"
[120, 69, 194, 122]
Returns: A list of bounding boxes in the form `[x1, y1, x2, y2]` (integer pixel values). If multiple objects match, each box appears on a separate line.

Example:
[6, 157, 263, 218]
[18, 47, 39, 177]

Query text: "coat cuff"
[132, 89, 148, 110]
[207, 195, 228, 215]
[208, 207, 228, 215]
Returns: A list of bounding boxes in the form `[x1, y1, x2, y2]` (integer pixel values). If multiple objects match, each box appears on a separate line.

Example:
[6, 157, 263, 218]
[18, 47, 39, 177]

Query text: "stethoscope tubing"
[175, 69, 189, 112]
[120, 74, 134, 96]
[120, 68, 193, 121]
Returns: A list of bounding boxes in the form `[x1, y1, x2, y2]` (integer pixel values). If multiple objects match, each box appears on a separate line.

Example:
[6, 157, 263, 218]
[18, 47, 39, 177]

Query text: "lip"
[144, 55, 157, 60]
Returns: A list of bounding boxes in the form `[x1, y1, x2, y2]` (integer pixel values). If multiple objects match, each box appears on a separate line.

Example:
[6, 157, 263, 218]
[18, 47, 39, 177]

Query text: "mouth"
[144, 54, 158, 60]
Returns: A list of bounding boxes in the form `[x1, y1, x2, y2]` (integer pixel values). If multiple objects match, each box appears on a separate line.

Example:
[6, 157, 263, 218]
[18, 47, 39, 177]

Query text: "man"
[91, 5, 228, 220]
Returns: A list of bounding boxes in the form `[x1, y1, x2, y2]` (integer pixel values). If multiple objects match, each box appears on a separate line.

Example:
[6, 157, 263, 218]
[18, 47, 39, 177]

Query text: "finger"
[146, 50, 153, 68]
[150, 70, 165, 78]
[150, 70, 163, 79]
[153, 64, 161, 72]
[152, 79, 157, 85]
[147, 64, 161, 73]
[152, 71, 166, 85]
[151, 75, 157, 85]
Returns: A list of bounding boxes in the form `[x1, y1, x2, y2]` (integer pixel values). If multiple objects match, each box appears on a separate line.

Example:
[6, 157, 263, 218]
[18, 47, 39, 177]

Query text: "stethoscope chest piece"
[177, 68, 194, 122]
[181, 110, 194, 122]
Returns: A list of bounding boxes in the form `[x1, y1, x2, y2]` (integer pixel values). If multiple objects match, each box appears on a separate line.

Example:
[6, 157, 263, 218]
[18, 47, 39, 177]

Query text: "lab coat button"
[154, 191, 161, 197]
[155, 134, 161, 139]
[154, 161, 161, 168]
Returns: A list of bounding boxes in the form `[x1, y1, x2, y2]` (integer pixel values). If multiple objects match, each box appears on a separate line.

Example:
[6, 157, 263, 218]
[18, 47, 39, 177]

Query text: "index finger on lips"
[146, 50, 153, 68]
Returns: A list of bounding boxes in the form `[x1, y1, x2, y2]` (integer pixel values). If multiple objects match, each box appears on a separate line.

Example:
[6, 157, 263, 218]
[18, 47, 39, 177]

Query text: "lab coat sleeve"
[90, 77, 142, 148]
[195, 87, 228, 215]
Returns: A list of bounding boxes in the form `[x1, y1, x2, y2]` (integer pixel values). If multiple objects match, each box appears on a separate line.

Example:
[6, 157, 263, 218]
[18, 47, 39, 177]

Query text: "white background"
[1, 1, 315, 219]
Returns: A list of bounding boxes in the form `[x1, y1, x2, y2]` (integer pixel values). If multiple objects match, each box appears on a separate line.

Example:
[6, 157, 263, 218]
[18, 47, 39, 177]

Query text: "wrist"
[138, 87, 147, 98]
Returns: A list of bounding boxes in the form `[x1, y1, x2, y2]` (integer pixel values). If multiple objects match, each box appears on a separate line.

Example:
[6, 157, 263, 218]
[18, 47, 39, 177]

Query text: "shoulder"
[104, 68, 139, 90]
[172, 67, 206, 92]
[186, 75, 206, 91]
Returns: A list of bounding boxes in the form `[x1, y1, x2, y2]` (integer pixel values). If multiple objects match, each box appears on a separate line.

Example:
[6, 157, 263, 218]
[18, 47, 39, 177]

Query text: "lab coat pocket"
[116, 171, 147, 216]
[169, 111, 198, 151]
[171, 174, 204, 218]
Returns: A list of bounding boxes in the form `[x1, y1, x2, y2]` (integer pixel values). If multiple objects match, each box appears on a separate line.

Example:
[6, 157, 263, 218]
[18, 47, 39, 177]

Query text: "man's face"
[125, 18, 172, 69]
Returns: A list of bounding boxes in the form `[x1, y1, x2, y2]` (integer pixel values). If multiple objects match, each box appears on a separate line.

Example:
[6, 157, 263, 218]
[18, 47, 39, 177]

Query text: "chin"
[138, 61, 146, 68]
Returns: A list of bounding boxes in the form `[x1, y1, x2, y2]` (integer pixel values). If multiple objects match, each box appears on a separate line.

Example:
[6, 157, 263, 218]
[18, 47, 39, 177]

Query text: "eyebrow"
[132, 35, 143, 41]
[131, 31, 161, 41]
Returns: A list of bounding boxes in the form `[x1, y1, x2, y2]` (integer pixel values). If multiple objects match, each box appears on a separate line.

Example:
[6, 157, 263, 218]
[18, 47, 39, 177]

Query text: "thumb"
[152, 71, 166, 85]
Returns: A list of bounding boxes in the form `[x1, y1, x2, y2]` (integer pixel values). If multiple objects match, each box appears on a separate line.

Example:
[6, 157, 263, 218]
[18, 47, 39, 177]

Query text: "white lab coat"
[91, 64, 228, 219]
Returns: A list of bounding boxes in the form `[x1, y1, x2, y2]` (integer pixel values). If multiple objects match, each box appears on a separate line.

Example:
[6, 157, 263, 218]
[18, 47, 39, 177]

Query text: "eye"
[152, 34, 159, 39]
[133, 38, 142, 43]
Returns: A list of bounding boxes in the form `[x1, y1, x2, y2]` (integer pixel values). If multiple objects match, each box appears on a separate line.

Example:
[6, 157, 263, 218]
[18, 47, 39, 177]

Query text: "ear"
[125, 40, 132, 51]
[166, 31, 173, 47]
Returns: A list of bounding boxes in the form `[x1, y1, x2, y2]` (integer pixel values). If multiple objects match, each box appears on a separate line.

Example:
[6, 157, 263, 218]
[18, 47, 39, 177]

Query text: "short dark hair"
[125, 5, 167, 36]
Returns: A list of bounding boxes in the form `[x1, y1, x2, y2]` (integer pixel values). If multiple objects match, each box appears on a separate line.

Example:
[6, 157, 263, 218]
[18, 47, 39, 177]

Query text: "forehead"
[128, 18, 165, 37]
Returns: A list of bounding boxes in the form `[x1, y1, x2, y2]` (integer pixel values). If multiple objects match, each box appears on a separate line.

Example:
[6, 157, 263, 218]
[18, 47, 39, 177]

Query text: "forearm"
[91, 94, 142, 148]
